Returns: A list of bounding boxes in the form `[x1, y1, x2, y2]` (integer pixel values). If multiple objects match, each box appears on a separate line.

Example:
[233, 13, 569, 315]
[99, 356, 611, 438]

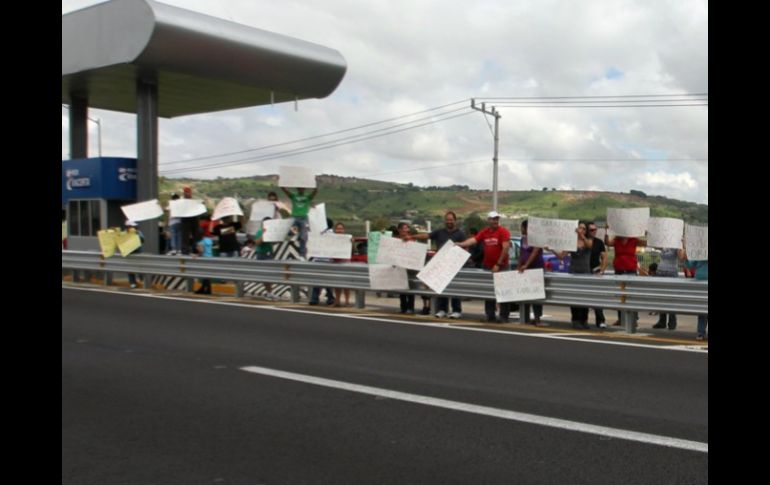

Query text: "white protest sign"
[647, 217, 684, 249]
[684, 224, 708, 260]
[607, 207, 649, 237]
[376, 236, 428, 270]
[279, 166, 316, 188]
[367, 232, 386, 264]
[368, 264, 409, 290]
[250, 200, 278, 221]
[417, 241, 470, 294]
[307, 233, 352, 259]
[308, 203, 328, 235]
[120, 199, 163, 222]
[245, 220, 261, 236]
[212, 197, 243, 221]
[493, 269, 546, 303]
[169, 199, 207, 218]
[262, 218, 295, 242]
[528, 217, 578, 252]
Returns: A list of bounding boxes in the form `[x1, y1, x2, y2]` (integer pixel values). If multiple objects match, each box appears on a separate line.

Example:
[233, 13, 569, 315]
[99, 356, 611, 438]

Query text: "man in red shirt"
[605, 226, 646, 326]
[458, 211, 512, 323]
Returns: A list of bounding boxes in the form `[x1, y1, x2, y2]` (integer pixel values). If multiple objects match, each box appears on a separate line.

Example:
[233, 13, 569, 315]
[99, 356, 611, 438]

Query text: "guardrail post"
[290, 285, 300, 303]
[73, 270, 81, 283]
[186, 278, 194, 292]
[620, 310, 637, 334]
[104, 271, 112, 286]
[355, 290, 366, 309]
[143, 273, 152, 289]
[235, 281, 244, 298]
[519, 304, 529, 323]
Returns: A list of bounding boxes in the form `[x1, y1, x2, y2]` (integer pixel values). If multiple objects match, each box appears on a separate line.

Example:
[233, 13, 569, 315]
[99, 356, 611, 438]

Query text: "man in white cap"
[457, 211, 512, 323]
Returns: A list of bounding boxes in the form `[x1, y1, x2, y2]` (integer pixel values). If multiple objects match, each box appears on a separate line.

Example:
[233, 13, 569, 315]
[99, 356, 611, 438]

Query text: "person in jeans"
[281, 186, 318, 258]
[651, 247, 685, 330]
[409, 211, 467, 319]
[166, 193, 182, 255]
[458, 211, 511, 323]
[516, 219, 548, 327]
[683, 252, 708, 340]
[605, 225, 646, 326]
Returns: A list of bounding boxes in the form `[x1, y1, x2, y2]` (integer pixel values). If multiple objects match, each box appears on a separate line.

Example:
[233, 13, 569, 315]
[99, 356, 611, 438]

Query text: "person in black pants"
[587, 221, 608, 328]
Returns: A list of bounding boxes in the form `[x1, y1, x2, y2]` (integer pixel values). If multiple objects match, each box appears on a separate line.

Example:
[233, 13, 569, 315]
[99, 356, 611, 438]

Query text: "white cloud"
[636, 170, 699, 190]
[62, 0, 707, 204]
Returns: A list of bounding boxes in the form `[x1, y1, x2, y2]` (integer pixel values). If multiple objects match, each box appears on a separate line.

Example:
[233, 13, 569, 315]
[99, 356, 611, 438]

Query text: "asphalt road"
[62, 287, 708, 484]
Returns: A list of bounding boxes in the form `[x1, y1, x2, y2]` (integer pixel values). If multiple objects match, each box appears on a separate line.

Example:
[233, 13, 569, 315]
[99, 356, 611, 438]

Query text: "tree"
[464, 212, 484, 232]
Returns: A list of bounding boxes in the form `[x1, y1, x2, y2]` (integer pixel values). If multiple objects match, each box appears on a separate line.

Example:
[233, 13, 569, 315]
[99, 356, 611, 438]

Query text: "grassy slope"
[160, 175, 708, 231]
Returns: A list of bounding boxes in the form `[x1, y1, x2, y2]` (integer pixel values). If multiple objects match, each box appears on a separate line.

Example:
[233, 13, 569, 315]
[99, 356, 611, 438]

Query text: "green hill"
[160, 174, 707, 233]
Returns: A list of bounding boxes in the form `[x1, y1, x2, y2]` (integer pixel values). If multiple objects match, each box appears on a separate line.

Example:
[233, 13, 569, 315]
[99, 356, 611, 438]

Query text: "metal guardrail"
[62, 250, 707, 333]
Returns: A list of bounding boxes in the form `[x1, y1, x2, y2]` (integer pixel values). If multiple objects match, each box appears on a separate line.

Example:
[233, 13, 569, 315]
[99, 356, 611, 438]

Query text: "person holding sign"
[651, 247, 685, 330]
[517, 220, 547, 327]
[332, 222, 352, 307]
[124, 221, 144, 289]
[281, 186, 318, 258]
[395, 222, 416, 314]
[587, 221, 608, 327]
[605, 224, 646, 326]
[408, 211, 467, 319]
[552, 222, 594, 329]
[458, 211, 511, 323]
[682, 248, 708, 341]
[212, 215, 242, 257]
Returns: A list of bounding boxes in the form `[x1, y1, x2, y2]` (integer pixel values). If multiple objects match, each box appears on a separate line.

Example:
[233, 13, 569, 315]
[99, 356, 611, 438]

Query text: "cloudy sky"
[62, 0, 708, 204]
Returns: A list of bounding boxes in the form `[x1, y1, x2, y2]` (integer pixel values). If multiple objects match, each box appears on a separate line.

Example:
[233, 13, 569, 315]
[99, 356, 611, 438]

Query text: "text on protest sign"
[684, 224, 708, 260]
[528, 217, 578, 252]
[493, 269, 546, 303]
[117, 231, 142, 256]
[647, 217, 684, 249]
[97, 229, 118, 258]
[367, 231, 384, 264]
[417, 241, 470, 294]
[279, 166, 317, 188]
[121, 199, 163, 223]
[212, 197, 244, 221]
[307, 233, 352, 259]
[169, 199, 207, 218]
[368, 264, 409, 290]
[376, 236, 428, 270]
[250, 200, 278, 221]
[607, 207, 649, 237]
[308, 203, 328, 235]
[262, 218, 296, 242]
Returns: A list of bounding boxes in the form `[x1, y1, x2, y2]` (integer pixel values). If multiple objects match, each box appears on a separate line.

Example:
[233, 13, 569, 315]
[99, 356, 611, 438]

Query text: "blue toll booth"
[62, 157, 137, 251]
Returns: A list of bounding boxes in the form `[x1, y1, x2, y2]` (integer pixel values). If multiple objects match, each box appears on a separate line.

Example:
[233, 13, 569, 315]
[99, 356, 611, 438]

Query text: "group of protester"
[149, 185, 708, 341]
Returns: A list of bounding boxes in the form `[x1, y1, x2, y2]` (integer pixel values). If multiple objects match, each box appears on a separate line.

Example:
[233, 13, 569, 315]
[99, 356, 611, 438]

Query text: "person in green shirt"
[281, 186, 318, 257]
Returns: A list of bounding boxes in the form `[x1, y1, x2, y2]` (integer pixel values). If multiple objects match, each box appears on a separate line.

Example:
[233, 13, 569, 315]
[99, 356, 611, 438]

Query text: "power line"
[161, 99, 470, 165]
[493, 103, 707, 108]
[369, 159, 490, 177]
[160, 109, 475, 175]
[475, 93, 707, 100]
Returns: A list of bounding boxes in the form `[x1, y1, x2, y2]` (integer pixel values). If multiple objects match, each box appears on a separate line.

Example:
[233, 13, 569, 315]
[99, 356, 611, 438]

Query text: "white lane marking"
[240, 365, 707, 454]
[62, 285, 707, 353]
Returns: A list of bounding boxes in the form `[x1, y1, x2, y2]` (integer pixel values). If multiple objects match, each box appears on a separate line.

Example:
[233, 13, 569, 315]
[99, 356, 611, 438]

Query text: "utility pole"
[471, 99, 501, 211]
